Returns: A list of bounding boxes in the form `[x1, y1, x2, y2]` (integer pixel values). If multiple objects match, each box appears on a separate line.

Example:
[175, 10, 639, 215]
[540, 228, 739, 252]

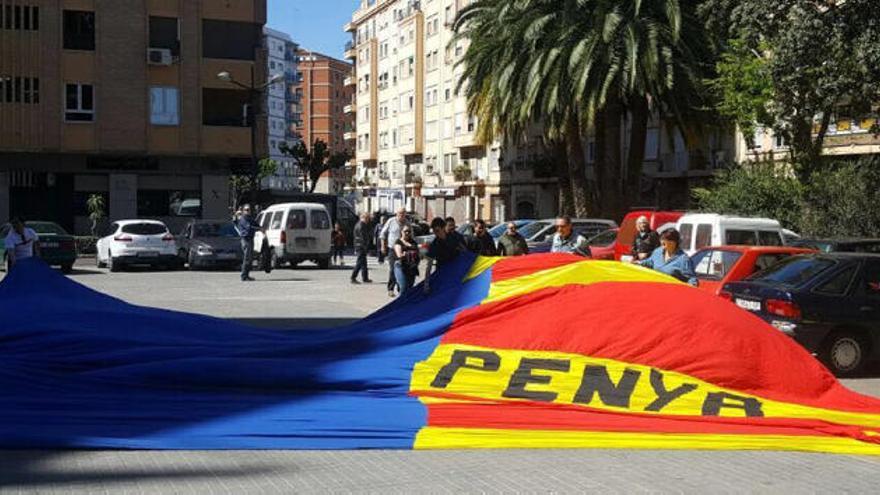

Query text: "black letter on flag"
[430, 350, 501, 388]
[644, 369, 698, 412]
[573, 365, 641, 408]
[502, 358, 571, 402]
[701, 392, 764, 417]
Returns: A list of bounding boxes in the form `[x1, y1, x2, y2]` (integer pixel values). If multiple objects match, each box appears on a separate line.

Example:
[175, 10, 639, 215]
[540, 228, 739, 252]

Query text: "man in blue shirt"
[236, 204, 262, 282]
[550, 216, 591, 257]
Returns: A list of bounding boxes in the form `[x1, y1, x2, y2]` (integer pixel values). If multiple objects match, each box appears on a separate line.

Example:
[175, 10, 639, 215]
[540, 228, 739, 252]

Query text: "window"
[260, 213, 272, 230]
[149, 16, 179, 56]
[287, 210, 306, 229]
[137, 190, 200, 217]
[150, 87, 179, 126]
[0, 77, 39, 104]
[121, 223, 168, 236]
[758, 230, 783, 246]
[695, 224, 713, 250]
[65, 83, 94, 122]
[725, 230, 758, 246]
[202, 19, 260, 60]
[753, 254, 790, 274]
[311, 210, 331, 230]
[679, 224, 693, 251]
[2, 5, 39, 31]
[693, 250, 742, 280]
[63, 10, 95, 51]
[202, 88, 249, 126]
[815, 266, 857, 296]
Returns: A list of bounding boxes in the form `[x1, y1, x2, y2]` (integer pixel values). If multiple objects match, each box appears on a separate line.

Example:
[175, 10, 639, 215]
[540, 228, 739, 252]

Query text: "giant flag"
[1, 254, 880, 454]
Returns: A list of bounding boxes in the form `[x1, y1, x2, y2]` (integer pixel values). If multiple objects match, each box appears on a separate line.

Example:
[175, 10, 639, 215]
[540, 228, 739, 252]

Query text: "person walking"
[423, 217, 465, 294]
[380, 208, 411, 297]
[393, 226, 421, 297]
[331, 223, 347, 266]
[640, 228, 699, 286]
[497, 222, 529, 256]
[632, 215, 660, 261]
[372, 212, 385, 264]
[350, 213, 373, 284]
[550, 216, 591, 257]
[4, 218, 39, 271]
[235, 204, 262, 282]
[468, 219, 498, 256]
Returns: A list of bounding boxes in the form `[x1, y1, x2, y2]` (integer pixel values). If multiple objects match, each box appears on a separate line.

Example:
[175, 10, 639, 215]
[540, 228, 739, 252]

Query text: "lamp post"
[216, 70, 284, 204]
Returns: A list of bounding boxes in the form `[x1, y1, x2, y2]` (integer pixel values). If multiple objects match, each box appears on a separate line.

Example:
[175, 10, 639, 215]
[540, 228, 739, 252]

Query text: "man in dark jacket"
[631, 215, 660, 261]
[497, 222, 529, 256]
[350, 213, 373, 284]
[235, 204, 262, 282]
[467, 219, 498, 256]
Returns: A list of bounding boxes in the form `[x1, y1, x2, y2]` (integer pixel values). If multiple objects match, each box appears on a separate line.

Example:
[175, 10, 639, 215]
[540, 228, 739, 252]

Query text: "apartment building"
[263, 27, 299, 192]
[344, 0, 505, 222]
[0, 0, 266, 235]
[294, 49, 354, 194]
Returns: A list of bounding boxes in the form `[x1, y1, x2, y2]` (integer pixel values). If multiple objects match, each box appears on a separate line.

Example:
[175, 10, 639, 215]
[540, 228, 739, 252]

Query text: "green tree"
[455, 0, 714, 218]
[86, 194, 105, 238]
[701, 0, 880, 181]
[801, 157, 880, 238]
[285, 140, 352, 194]
[229, 158, 277, 210]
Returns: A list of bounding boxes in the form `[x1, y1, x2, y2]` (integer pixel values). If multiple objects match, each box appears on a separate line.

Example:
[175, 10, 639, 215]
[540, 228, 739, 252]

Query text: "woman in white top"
[4, 218, 40, 270]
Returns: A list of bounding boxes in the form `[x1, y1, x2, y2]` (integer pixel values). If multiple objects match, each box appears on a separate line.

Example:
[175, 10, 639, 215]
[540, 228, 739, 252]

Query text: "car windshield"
[749, 256, 836, 287]
[194, 223, 238, 238]
[121, 223, 167, 235]
[519, 221, 551, 240]
[588, 229, 618, 247]
[27, 222, 68, 235]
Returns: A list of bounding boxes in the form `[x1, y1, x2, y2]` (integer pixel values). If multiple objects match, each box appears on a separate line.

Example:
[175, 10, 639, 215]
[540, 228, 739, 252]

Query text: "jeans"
[332, 247, 345, 263]
[350, 248, 369, 281]
[386, 252, 398, 291]
[240, 238, 254, 280]
[393, 262, 416, 297]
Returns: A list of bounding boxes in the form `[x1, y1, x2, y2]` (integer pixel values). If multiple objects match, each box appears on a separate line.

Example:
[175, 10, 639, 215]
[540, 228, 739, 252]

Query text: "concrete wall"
[201, 174, 230, 220]
[109, 174, 138, 220]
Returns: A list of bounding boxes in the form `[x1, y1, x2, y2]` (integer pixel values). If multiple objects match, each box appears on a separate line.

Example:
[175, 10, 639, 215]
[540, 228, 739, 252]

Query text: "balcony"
[343, 75, 355, 87]
[344, 41, 356, 60]
[344, 21, 356, 33]
[343, 103, 357, 114]
[344, 130, 357, 141]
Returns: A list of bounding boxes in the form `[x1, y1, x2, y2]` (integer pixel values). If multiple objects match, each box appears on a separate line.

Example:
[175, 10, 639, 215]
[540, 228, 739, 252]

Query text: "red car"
[614, 210, 684, 261]
[691, 246, 817, 295]
[586, 228, 619, 260]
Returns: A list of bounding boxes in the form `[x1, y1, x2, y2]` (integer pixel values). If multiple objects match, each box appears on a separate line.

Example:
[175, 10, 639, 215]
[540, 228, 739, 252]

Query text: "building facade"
[294, 49, 354, 194]
[0, 0, 267, 235]
[344, 0, 505, 222]
[263, 27, 299, 192]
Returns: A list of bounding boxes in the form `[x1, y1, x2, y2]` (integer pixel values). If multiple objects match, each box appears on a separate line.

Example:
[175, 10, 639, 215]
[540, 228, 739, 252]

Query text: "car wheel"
[96, 252, 106, 269]
[318, 258, 330, 270]
[108, 252, 121, 273]
[270, 250, 283, 269]
[61, 263, 74, 274]
[821, 331, 869, 377]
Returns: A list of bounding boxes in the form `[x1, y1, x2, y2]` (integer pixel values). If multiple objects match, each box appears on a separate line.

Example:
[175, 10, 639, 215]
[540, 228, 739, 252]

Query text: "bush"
[693, 157, 880, 238]
[692, 162, 804, 230]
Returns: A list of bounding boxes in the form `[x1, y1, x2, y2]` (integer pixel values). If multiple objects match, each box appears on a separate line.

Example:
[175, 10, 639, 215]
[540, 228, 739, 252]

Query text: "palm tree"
[454, 0, 713, 218]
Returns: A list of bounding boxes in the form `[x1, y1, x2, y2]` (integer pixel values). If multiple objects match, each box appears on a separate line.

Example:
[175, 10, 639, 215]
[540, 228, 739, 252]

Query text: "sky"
[267, 0, 360, 60]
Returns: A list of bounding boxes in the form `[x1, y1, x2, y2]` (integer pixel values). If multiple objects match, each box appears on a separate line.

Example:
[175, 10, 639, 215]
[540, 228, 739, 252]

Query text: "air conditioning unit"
[147, 48, 173, 66]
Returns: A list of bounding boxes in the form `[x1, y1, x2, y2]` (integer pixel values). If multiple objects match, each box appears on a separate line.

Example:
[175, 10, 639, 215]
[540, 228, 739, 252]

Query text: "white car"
[676, 213, 785, 256]
[96, 220, 180, 272]
[254, 203, 333, 269]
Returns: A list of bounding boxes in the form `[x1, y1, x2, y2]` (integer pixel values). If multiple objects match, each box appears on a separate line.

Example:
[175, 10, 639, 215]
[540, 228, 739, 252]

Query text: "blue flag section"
[0, 257, 488, 449]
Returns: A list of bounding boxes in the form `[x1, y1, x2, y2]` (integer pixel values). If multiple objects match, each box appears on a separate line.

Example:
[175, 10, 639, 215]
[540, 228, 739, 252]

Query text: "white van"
[254, 203, 333, 269]
[676, 214, 785, 256]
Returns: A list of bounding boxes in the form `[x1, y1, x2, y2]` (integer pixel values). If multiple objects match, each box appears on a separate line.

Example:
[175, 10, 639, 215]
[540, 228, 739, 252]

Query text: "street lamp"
[216, 70, 284, 204]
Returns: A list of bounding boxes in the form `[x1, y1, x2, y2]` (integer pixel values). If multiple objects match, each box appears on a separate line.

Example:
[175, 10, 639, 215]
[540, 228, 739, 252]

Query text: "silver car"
[177, 220, 243, 270]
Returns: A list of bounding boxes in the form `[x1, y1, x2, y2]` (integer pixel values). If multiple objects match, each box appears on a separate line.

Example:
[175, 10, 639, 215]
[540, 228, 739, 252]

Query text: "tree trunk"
[593, 109, 607, 216]
[625, 96, 650, 211]
[553, 140, 575, 216]
[565, 116, 591, 217]
[602, 95, 624, 220]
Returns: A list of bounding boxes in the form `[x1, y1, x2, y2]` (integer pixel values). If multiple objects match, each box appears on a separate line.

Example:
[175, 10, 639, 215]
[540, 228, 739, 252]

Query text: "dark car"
[789, 238, 880, 254]
[528, 223, 615, 254]
[177, 220, 243, 270]
[0, 221, 77, 273]
[722, 253, 880, 376]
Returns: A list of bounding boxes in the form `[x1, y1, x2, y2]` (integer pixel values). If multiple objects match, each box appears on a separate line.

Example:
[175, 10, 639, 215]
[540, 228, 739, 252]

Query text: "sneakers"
[388, 290, 396, 298]
[241, 277, 255, 282]
[350, 279, 361, 285]
[363, 279, 373, 283]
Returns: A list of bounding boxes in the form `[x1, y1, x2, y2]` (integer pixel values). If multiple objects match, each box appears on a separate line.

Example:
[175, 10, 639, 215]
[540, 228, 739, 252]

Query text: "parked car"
[529, 225, 618, 255]
[614, 210, 685, 262]
[789, 238, 880, 254]
[691, 246, 816, 295]
[177, 220, 243, 270]
[254, 203, 333, 269]
[585, 228, 619, 260]
[415, 219, 533, 254]
[722, 253, 880, 376]
[0, 221, 77, 273]
[676, 213, 784, 256]
[519, 218, 618, 252]
[96, 220, 179, 272]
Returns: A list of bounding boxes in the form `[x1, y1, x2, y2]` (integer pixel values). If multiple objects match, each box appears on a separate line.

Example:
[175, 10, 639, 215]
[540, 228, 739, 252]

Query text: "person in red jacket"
[331, 223, 347, 266]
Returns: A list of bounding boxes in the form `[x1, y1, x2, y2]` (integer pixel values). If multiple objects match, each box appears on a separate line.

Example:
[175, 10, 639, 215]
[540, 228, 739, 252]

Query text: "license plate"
[137, 251, 159, 258]
[41, 242, 59, 248]
[736, 298, 762, 312]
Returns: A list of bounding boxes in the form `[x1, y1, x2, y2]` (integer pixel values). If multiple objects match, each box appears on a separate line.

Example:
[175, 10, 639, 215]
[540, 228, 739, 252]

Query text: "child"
[331, 223, 347, 266]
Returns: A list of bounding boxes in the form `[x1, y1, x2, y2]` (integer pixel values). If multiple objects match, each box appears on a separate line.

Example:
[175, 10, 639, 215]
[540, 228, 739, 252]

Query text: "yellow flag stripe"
[414, 427, 880, 456]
